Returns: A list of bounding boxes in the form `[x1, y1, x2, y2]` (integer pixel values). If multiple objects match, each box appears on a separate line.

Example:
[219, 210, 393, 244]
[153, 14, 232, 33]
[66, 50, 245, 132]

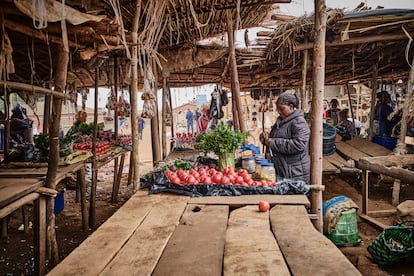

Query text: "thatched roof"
[1, 0, 287, 91]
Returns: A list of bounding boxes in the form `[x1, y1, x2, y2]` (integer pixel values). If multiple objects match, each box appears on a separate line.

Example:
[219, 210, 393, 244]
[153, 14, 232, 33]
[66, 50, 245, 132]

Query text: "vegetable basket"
[367, 220, 414, 266]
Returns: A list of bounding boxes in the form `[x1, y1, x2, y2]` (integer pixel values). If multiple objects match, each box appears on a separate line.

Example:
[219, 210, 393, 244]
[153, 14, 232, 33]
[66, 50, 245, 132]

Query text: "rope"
[32, 0, 47, 29]
[187, 0, 215, 40]
[108, 0, 131, 59]
[402, 25, 413, 68]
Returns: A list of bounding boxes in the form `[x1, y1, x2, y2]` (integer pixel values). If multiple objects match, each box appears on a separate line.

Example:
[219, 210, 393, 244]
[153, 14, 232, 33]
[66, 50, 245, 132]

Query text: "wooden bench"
[270, 205, 361, 276]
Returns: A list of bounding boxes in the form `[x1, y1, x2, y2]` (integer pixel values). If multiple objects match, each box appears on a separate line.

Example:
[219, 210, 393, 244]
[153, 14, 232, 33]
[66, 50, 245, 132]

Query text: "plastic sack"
[141, 171, 310, 197]
[367, 220, 414, 266]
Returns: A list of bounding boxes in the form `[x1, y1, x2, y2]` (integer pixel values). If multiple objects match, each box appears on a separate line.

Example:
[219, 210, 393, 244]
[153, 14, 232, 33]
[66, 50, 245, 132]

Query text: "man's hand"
[259, 132, 269, 145]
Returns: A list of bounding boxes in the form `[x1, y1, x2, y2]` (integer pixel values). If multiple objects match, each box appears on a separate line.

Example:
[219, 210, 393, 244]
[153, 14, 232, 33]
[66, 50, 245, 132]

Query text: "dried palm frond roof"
[244, 7, 414, 89]
[1, 0, 290, 90]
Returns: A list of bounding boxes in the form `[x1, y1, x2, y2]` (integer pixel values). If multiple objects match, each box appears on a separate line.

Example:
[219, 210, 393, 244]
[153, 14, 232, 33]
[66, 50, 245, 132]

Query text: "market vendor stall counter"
[48, 190, 360, 275]
[0, 159, 89, 231]
[0, 177, 55, 276]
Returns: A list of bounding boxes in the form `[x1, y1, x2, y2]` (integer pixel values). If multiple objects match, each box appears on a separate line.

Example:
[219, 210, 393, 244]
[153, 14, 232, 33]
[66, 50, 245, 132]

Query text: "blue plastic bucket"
[323, 123, 336, 156]
[372, 136, 397, 150]
[54, 190, 65, 214]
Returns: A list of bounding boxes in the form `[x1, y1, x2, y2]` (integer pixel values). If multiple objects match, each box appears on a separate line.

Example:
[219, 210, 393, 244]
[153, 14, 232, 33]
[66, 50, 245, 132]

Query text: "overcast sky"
[280, 0, 413, 16]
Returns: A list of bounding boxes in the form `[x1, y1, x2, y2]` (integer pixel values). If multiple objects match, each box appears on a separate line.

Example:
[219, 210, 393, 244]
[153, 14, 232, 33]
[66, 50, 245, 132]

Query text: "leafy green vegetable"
[195, 122, 249, 155]
[174, 159, 192, 170]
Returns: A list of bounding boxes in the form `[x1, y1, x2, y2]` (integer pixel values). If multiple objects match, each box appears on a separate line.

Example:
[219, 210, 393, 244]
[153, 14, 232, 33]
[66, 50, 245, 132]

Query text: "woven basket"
[367, 220, 414, 266]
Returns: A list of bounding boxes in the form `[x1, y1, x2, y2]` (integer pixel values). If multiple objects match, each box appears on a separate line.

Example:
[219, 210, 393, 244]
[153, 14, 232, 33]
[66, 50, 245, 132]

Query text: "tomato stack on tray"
[164, 166, 276, 187]
[72, 141, 111, 156]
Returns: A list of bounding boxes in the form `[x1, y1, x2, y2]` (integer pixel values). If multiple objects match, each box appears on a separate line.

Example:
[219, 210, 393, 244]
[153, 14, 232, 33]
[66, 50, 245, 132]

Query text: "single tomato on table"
[258, 201, 270, 212]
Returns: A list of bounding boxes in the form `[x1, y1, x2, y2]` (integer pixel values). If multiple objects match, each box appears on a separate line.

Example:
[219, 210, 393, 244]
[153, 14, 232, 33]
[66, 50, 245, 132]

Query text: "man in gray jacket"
[260, 92, 310, 184]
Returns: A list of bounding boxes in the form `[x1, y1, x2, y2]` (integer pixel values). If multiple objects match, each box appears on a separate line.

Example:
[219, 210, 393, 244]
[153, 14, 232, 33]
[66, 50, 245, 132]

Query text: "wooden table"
[323, 136, 391, 174]
[0, 162, 89, 232]
[0, 177, 52, 276]
[358, 154, 414, 229]
[48, 191, 360, 276]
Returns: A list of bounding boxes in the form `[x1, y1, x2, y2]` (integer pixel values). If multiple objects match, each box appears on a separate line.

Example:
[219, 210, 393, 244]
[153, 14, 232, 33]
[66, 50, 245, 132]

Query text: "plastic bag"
[141, 171, 310, 197]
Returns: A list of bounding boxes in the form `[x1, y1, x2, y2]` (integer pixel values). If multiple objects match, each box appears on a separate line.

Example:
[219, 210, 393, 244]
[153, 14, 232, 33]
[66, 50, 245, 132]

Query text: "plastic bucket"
[54, 190, 65, 214]
[323, 123, 336, 156]
[372, 136, 397, 150]
[328, 208, 361, 247]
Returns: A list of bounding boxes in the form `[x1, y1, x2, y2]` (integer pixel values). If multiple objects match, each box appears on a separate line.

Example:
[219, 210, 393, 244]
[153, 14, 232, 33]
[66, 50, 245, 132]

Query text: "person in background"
[347, 117, 362, 136]
[322, 99, 329, 119]
[197, 107, 210, 133]
[336, 109, 355, 141]
[186, 108, 194, 134]
[195, 108, 201, 123]
[138, 116, 145, 141]
[326, 98, 340, 125]
[374, 91, 394, 136]
[260, 92, 310, 184]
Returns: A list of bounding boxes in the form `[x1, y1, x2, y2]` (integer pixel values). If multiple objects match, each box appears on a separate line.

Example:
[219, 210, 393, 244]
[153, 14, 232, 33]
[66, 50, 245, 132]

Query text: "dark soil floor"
[1, 165, 414, 275]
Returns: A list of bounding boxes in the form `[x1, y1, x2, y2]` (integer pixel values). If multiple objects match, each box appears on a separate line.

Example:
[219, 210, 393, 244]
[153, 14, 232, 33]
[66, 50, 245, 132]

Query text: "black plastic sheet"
[141, 171, 310, 197]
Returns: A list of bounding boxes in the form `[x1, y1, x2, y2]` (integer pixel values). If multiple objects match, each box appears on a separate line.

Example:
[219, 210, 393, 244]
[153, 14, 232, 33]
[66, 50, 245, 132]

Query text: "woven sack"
[367, 220, 414, 266]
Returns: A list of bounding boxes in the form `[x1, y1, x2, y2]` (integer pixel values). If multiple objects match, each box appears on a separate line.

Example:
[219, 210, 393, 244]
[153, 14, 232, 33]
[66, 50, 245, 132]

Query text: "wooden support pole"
[0, 81, 75, 100]
[368, 64, 378, 141]
[301, 39, 309, 110]
[396, 54, 414, 154]
[391, 55, 414, 206]
[89, 66, 99, 229]
[130, 0, 140, 192]
[226, 10, 245, 132]
[151, 59, 162, 163]
[162, 78, 168, 159]
[77, 166, 88, 232]
[113, 56, 119, 190]
[45, 44, 68, 265]
[4, 87, 10, 163]
[43, 95, 51, 134]
[34, 196, 46, 276]
[310, 0, 327, 232]
[112, 153, 125, 203]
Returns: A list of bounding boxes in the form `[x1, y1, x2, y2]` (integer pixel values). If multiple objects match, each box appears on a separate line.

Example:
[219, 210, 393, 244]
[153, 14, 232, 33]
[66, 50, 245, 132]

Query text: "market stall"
[0, 177, 55, 276]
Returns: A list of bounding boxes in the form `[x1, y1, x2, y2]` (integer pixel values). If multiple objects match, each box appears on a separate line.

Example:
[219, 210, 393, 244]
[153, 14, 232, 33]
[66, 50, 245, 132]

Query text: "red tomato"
[267, 180, 276, 187]
[237, 169, 248, 176]
[198, 167, 207, 174]
[186, 175, 197, 185]
[242, 174, 252, 183]
[236, 176, 244, 185]
[221, 176, 230, 185]
[212, 173, 222, 184]
[258, 201, 270, 212]
[204, 177, 212, 184]
[227, 174, 236, 184]
[169, 176, 180, 184]
[208, 168, 217, 176]
[189, 168, 197, 175]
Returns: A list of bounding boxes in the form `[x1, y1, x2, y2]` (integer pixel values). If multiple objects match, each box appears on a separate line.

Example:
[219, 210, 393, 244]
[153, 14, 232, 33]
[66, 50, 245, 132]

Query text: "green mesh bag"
[367, 220, 414, 266]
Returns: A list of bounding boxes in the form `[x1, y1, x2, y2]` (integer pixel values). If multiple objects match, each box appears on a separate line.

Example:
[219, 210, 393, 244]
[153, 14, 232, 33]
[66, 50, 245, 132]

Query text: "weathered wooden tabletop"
[48, 190, 361, 276]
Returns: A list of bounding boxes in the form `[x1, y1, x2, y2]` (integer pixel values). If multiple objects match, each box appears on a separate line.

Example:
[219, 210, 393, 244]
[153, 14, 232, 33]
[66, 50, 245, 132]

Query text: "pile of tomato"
[72, 141, 111, 156]
[164, 167, 276, 187]
[175, 132, 197, 148]
[118, 134, 132, 145]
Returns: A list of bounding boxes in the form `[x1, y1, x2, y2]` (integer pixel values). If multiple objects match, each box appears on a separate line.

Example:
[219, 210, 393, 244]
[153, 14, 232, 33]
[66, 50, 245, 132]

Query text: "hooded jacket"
[268, 109, 310, 184]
